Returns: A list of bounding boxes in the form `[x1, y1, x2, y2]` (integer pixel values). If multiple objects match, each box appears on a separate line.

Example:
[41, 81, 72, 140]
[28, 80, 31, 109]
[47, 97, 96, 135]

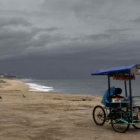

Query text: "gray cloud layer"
[0, 0, 140, 78]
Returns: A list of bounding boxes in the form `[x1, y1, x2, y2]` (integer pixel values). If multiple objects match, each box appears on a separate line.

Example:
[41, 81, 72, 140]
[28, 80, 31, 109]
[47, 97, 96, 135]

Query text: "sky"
[0, 0, 140, 79]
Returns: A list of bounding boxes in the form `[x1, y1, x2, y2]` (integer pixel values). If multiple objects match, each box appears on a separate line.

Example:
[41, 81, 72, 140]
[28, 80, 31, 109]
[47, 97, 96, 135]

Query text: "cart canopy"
[91, 64, 140, 76]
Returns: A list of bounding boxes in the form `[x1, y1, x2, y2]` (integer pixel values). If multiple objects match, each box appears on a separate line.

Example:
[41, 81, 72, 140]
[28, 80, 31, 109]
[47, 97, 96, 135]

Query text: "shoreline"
[24, 82, 54, 92]
[21, 78, 103, 95]
[0, 78, 140, 140]
[0, 78, 29, 91]
[0, 78, 101, 104]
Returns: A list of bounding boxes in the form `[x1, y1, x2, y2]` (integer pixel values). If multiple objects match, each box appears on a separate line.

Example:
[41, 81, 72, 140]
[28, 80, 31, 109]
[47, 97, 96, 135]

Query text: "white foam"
[26, 83, 54, 92]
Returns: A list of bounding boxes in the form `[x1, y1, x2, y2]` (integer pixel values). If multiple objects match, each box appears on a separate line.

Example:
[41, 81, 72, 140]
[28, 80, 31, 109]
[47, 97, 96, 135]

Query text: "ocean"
[22, 77, 140, 96]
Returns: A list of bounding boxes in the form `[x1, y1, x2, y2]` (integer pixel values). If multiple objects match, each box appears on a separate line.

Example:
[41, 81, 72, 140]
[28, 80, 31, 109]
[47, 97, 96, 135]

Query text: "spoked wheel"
[93, 105, 106, 126]
[132, 116, 140, 129]
[111, 111, 130, 133]
[132, 109, 140, 129]
[133, 124, 140, 129]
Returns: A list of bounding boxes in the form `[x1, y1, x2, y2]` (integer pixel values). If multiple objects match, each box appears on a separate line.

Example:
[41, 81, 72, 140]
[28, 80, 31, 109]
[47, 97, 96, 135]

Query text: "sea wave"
[25, 82, 54, 92]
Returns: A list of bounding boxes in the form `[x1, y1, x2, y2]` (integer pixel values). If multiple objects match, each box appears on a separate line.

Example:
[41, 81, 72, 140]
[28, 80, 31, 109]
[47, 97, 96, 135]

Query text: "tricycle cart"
[91, 64, 140, 133]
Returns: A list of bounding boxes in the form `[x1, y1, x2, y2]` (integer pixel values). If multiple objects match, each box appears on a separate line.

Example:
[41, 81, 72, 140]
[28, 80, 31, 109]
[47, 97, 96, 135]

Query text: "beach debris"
[0, 96, 2, 99]
[70, 98, 92, 101]
[22, 94, 26, 98]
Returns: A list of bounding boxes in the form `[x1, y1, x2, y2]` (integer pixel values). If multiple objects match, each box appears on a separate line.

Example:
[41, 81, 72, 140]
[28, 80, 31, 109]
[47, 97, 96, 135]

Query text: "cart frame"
[91, 64, 140, 132]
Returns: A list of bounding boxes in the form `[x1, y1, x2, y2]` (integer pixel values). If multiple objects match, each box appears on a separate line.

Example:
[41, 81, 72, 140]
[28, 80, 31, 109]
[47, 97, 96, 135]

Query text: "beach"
[0, 79, 140, 140]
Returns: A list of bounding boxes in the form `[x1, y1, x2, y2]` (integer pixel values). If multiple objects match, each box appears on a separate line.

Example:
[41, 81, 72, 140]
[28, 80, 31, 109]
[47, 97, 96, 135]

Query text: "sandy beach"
[0, 79, 140, 140]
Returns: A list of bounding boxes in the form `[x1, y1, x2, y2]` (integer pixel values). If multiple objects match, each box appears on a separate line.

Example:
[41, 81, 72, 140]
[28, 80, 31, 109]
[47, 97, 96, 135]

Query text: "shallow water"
[23, 77, 140, 96]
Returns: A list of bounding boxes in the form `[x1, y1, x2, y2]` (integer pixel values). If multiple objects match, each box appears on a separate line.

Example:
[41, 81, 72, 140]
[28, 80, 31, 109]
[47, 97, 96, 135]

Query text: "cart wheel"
[132, 116, 140, 129]
[111, 112, 130, 133]
[133, 124, 140, 129]
[93, 105, 106, 126]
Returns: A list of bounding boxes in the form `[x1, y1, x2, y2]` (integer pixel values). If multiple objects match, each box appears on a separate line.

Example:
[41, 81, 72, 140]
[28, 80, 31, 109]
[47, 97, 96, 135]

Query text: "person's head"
[114, 88, 122, 95]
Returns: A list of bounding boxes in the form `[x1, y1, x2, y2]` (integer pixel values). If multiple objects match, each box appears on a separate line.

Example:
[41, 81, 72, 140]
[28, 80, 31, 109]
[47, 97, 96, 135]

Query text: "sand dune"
[0, 79, 140, 140]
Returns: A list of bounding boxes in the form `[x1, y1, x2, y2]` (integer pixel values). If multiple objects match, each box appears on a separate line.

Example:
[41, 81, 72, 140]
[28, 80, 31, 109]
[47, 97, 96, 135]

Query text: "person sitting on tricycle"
[101, 87, 125, 107]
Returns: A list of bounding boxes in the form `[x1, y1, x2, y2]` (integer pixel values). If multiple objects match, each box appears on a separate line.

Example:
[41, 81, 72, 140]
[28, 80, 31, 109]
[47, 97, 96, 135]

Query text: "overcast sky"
[0, 0, 140, 79]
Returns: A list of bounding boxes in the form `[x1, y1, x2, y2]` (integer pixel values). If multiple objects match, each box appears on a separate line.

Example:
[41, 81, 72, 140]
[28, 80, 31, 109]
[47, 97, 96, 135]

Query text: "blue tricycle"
[91, 64, 140, 133]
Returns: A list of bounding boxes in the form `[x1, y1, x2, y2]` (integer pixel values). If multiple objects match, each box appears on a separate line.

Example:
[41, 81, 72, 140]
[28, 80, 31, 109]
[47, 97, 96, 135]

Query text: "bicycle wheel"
[93, 105, 106, 126]
[132, 109, 140, 129]
[133, 124, 140, 129]
[111, 112, 130, 133]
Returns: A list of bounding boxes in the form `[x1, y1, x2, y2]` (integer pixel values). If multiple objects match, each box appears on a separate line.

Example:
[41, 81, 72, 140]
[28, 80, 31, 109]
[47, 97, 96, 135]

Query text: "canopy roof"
[91, 64, 140, 76]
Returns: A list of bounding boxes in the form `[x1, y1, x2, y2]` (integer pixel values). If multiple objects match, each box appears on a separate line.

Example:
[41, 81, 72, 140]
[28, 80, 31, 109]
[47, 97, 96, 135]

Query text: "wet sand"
[0, 79, 140, 140]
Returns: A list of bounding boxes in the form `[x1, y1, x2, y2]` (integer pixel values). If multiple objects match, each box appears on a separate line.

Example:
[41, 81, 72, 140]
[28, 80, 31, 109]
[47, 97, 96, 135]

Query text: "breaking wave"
[25, 82, 54, 92]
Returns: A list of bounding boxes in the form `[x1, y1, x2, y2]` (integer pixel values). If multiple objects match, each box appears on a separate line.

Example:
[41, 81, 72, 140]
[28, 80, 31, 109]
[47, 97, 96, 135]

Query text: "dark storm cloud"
[86, 34, 111, 40]
[0, 28, 65, 59]
[0, 0, 140, 79]
[31, 27, 60, 34]
[1, 40, 139, 79]
[106, 28, 130, 34]
[83, 28, 130, 45]
[132, 17, 140, 23]
[0, 28, 34, 59]
[0, 17, 31, 27]
[0, 17, 62, 59]
[0, 0, 139, 60]
[31, 34, 67, 46]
